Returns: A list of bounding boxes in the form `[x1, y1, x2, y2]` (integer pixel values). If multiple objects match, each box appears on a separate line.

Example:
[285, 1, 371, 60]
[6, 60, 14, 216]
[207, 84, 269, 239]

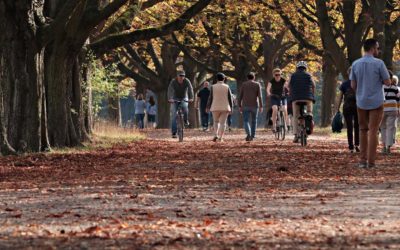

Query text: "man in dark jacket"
[196, 81, 211, 131]
[168, 70, 194, 138]
[288, 61, 315, 142]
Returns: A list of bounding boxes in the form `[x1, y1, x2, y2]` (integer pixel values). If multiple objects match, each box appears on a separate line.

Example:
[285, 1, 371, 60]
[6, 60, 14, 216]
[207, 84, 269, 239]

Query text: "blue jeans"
[243, 107, 258, 138]
[135, 114, 145, 129]
[171, 102, 189, 134]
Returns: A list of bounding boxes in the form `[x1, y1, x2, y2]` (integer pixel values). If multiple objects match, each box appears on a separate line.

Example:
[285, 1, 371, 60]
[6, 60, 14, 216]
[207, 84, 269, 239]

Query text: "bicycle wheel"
[177, 112, 184, 142]
[300, 128, 307, 146]
[275, 115, 280, 140]
[279, 111, 286, 140]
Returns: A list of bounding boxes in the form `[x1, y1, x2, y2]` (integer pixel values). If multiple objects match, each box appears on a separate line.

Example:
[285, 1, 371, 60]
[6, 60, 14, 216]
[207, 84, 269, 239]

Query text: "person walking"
[238, 72, 263, 141]
[147, 96, 157, 129]
[196, 81, 211, 131]
[380, 71, 399, 154]
[288, 61, 315, 143]
[206, 73, 233, 142]
[337, 67, 359, 153]
[350, 38, 391, 168]
[135, 94, 146, 129]
[167, 70, 194, 138]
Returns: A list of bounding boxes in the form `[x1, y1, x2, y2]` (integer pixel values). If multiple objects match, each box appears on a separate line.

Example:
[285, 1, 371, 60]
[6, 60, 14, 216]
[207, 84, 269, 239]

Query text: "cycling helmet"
[296, 61, 307, 69]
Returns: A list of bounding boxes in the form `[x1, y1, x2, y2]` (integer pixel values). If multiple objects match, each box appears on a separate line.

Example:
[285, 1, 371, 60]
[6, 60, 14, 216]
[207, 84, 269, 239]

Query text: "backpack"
[331, 112, 343, 133]
[343, 87, 356, 110]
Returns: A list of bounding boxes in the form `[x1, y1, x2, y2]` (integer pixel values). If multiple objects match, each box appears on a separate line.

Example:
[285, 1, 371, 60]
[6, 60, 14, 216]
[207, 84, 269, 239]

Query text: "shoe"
[228, 127, 232, 132]
[381, 147, 387, 154]
[218, 138, 224, 142]
[245, 135, 251, 141]
[212, 136, 218, 142]
[355, 146, 360, 153]
[272, 129, 276, 134]
[350, 149, 354, 153]
[202, 127, 207, 132]
[172, 134, 177, 138]
[367, 163, 376, 168]
[387, 146, 391, 154]
[184, 121, 190, 128]
[293, 135, 299, 143]
[357, 162, 367, 168]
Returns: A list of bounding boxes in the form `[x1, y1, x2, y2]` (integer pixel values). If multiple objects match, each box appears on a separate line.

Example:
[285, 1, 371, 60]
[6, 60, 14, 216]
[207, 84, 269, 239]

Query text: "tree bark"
[0, 1, 45, 153]
[156, 89, 170, 128]
[320, 54, 338, 127]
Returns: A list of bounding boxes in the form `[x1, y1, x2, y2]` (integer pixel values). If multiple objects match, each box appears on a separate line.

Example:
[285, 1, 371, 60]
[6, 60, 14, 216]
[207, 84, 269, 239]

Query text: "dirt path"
[0, 130, 399, 249]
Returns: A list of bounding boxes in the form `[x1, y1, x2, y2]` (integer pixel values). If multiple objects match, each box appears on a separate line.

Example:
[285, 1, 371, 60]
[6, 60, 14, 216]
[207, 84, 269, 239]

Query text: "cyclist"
[167, 70, 194, 138]
[288, 61, 315, 143]
[266, 68, 289, 133]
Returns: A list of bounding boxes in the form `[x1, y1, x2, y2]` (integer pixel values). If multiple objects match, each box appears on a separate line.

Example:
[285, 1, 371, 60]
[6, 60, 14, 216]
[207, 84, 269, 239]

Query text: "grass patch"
[313, 126, 347, 139]
[50, 122, 145, 154]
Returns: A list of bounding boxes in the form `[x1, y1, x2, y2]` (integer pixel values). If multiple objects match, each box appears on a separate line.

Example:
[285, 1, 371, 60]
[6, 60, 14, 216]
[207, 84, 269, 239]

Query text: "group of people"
[134, 94, 157, 129]
[167, 61, 316, 142]
[152, 38, 398, 169]
[337, 38, 398, 168]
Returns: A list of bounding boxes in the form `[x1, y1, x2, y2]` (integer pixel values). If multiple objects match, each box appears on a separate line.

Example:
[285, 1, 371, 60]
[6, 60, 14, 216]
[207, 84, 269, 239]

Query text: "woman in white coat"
[206, 73, 234, 142]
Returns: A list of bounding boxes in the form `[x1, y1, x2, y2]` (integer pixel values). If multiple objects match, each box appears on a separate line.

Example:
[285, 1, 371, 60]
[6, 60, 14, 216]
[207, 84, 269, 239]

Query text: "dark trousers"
[200, 107, 209, 128]
[343, 108, 359, 150]
[227, 114, 232, 127]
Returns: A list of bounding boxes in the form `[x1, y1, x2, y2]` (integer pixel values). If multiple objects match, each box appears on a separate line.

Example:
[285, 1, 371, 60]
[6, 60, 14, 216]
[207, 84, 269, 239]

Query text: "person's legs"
[251, 107, 258, 138]
[271, 105, 278, 131]
[200, 108, 208, 129]
[218, 112, 229, 139]
[243, 107, 251, 138]
[367, 106, 383, 165]
[306, 101, 313, 114]
[357, 108, 368, 164]
[343, 109, 354, 150]
[182, 102, 189, 125]
[380, 113, 388, 148]
[292, 101, 300, 137]
[386, 112, 397, 148]
[140, 114, 145, 129]
[171, 103, 178, 135]
[354, 109, 360, 148]
[212, 111, 221, 138]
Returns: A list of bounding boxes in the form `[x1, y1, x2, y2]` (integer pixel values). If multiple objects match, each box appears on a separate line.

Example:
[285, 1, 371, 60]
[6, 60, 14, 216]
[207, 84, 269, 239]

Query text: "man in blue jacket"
[288, 61, 315, 143]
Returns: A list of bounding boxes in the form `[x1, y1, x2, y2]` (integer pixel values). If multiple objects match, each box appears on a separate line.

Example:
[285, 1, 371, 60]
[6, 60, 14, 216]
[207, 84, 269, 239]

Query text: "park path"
[0, 129, 399, 249]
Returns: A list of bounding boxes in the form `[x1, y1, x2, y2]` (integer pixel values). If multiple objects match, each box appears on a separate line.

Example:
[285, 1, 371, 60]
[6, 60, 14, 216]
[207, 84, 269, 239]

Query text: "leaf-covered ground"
[0, 129, 399, 249]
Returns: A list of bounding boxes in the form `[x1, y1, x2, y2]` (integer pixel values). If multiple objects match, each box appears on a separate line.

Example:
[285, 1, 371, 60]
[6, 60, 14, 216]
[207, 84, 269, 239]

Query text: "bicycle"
[173, 99, 188, 142]
[296, 102, 311, 146]
[274, 96, 287, 140]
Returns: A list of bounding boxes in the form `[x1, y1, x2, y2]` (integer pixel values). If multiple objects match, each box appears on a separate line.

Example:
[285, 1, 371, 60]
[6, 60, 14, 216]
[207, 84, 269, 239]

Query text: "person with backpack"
[337, 67, 359, 153]
[380, 71, 399, 154]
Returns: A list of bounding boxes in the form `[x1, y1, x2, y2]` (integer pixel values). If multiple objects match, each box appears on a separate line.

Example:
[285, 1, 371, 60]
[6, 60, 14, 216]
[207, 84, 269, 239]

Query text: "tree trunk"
[107, 96, 122, 126]
[0, 1, 45, 153]
[45, 47, 72, 147]
[320, 55, 338, 127]
[156, 89, 170, 128]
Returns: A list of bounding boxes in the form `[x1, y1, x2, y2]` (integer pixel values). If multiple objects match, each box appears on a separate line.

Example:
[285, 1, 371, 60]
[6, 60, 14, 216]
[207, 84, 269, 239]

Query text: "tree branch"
[90, 0, 212, 52]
